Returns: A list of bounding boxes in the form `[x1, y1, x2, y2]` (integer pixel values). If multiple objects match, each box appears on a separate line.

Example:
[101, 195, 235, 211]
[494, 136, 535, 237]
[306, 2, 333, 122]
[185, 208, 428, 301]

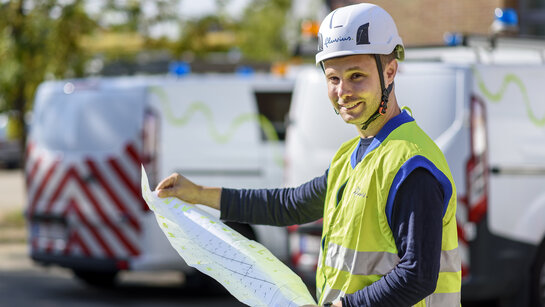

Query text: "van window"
[254, 91, 292, 141]
[32, 89, 146, 152]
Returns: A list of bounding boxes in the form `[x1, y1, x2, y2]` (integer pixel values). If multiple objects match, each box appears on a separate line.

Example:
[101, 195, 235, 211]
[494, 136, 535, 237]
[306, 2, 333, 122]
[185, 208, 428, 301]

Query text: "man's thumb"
[157, 188, 174, 198]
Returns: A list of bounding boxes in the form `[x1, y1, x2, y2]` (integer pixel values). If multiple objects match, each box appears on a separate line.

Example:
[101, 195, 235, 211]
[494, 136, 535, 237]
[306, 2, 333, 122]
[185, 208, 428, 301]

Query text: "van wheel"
[532, 243, 545, 306]
[73, 269, 118, 288]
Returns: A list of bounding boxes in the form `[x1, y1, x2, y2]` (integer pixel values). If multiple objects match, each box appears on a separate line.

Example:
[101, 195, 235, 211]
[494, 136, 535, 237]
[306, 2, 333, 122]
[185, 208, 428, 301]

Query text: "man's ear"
[384, 59, 398, 86]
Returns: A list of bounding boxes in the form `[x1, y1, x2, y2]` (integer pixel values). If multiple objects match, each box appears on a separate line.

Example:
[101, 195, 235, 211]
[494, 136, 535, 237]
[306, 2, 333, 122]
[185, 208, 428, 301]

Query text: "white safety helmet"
[316, 3, 404, 65]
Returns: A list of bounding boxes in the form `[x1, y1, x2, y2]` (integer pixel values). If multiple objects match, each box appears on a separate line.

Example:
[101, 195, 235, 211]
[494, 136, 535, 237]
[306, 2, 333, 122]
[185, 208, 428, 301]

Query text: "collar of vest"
[350, 109, 415, 169]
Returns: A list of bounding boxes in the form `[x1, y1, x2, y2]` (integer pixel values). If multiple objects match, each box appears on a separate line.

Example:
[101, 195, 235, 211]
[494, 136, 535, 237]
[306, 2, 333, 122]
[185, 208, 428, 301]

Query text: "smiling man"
[309, 4, 461, 306]
[156, 3, 461, 307]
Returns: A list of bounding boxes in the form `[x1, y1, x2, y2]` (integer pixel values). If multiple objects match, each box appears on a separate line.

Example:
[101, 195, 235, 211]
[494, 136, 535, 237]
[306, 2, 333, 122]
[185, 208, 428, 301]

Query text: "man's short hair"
[379, 51, 397, 71]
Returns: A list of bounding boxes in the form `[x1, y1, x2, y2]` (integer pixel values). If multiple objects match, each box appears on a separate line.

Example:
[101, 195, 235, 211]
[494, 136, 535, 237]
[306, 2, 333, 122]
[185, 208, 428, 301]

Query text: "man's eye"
[351, 73, 364, 80]
[329, 77, 340, 83]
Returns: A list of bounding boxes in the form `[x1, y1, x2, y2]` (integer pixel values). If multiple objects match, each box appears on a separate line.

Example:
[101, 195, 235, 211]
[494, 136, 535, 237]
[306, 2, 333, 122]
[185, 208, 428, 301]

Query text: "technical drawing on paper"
[141, 166, 316, 307]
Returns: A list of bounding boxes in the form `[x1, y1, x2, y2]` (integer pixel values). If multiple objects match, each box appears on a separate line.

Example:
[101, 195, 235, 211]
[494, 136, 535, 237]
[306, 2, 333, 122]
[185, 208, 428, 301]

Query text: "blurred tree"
[0, 0, 95, 156]
[172, 14, 236, 59]
[171, 0, 292, 63]
[237, 0, 292, 61]
[0, 0, 178, 157]
[90, 0, 178, 56]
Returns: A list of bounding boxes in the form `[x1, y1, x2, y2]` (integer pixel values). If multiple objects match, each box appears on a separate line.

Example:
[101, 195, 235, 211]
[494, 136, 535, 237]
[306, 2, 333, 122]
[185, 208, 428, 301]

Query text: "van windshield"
[31, 89, 146, 153]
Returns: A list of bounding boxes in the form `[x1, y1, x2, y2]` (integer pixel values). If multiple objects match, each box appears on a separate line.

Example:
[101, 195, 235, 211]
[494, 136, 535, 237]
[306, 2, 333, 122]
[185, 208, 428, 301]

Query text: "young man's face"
[323, 54, 382, 127]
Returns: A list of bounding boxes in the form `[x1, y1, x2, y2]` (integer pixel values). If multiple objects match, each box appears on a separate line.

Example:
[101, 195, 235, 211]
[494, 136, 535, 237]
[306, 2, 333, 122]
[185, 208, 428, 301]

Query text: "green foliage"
[50, 1, 96, 77]
[0, 0, 181, 142]
[0, 0, 96, 146]
[237, 0, 292, 61]
[171, 0, 293, 62]
[99, 0, 178, 36]
[0, 0, 94, 119]
[172, 14, 237, 58]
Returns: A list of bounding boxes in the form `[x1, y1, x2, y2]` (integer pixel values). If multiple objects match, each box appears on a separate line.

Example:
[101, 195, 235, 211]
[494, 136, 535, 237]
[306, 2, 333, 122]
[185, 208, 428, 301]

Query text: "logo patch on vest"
[352, 187, 367, 198]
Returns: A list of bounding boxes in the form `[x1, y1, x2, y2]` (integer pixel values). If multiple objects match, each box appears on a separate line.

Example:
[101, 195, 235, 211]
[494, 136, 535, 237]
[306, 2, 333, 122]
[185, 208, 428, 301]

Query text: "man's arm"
[341, 168, 444, 307]
[220, 171, 328, 226]
[156, 170, 329, 227]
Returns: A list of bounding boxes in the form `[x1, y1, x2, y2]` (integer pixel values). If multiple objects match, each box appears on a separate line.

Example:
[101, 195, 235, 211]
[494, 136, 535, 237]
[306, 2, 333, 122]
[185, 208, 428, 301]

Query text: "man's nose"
[337, 80, 352, 99]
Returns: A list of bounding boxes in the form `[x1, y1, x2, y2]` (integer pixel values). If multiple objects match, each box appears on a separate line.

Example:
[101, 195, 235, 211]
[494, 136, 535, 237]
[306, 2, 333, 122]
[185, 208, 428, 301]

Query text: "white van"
[284, 37, 545, 305]
[25, 72, 294, 286]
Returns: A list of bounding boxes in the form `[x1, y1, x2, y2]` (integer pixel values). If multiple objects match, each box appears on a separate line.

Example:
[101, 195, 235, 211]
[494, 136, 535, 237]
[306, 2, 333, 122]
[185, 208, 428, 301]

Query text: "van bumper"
[31, 252, 121, 272]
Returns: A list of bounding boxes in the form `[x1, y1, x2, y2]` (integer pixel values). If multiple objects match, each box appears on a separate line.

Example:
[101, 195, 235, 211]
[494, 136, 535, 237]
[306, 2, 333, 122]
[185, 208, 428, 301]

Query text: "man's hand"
[156, 173, 199, 202]
[155, 173, 221, 210]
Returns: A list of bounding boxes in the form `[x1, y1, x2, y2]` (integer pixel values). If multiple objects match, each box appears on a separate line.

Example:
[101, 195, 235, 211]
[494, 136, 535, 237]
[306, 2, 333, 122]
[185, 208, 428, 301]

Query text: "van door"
[26, 80, 147, 271]
[473, 64, 545, 245]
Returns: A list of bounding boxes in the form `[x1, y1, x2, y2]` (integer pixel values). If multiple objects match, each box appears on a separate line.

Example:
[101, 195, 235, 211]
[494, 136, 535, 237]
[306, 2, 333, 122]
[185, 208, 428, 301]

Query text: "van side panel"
[284, 67, 355, 187]
[395, 64, 460, 140]
[473, 65, 545, 245]
[149, 79, 265, 188]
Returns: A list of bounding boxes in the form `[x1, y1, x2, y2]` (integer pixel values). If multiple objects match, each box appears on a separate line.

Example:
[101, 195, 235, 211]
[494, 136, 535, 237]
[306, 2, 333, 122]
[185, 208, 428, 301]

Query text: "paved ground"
[0, 242, 244, 307]
[0, 169, 26, 244]
[0, 169, 25, 213]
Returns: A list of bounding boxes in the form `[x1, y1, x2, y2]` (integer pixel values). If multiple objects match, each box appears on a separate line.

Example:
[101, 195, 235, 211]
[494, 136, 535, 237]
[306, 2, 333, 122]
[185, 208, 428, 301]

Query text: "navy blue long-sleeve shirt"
[220, 137, 444, 306]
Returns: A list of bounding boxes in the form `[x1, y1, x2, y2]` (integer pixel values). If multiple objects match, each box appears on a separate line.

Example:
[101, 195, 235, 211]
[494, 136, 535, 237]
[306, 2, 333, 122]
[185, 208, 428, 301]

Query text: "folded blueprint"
[141, 166, 316, 307]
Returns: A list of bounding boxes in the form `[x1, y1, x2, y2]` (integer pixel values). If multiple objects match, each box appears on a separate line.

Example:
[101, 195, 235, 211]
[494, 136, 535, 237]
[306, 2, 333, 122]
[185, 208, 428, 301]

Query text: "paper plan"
[141, 166, 317, 307]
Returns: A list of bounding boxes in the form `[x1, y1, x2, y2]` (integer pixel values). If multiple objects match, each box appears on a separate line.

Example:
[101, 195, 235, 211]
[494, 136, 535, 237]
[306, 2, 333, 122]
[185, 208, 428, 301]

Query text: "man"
[156, 3, 461, 306]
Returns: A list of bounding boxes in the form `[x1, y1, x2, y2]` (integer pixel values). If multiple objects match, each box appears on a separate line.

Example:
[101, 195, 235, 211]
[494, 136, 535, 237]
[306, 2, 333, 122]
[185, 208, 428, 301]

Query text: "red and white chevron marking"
[25, 142, 145, 259]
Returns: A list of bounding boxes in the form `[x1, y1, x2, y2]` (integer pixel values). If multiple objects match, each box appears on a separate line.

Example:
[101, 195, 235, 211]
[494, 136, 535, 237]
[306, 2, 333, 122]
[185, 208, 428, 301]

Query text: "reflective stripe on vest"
[324, 242, 461, 276]
[425, 291, 462, 306]
[320, 280, 461, 307]
[324, 242, 399, 276]
[320, 243, 461, 305]
[321, 284, 346, 304]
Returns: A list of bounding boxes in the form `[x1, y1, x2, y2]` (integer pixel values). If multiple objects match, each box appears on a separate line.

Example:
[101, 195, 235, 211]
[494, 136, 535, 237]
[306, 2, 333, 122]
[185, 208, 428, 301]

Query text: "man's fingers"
[156, 173, 178, 191]
[157, 188, 174, 198]
[155, 174, 180, 199]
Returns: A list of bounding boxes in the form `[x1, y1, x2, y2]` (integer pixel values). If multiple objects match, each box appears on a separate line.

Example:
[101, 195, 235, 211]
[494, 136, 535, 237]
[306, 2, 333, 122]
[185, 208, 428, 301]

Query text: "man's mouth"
[340, 101, 362, 110]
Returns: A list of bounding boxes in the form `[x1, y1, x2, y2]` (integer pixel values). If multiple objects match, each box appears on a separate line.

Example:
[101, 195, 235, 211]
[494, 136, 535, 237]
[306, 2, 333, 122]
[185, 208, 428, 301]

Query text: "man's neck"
[357, 100, 401, 138]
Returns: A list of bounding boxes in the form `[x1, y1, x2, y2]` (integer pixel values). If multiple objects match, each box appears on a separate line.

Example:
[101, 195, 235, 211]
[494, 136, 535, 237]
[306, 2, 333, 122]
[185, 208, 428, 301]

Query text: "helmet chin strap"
[360, 54, 393, 131]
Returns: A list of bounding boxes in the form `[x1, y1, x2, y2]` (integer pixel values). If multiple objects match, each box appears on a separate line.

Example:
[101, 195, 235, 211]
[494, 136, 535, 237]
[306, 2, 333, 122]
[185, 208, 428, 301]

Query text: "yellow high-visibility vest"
[317, 111, 461, 306]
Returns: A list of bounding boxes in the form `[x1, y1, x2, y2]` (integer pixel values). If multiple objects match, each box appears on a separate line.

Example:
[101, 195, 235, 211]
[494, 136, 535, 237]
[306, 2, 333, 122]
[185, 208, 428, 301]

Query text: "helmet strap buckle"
[379, 100, 388, 115]
[360, 56, 394, 130]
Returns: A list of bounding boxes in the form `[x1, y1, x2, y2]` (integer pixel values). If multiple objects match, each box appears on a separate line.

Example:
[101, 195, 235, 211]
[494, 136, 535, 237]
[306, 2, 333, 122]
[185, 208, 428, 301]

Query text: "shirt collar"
[350, 109, 415, 169]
